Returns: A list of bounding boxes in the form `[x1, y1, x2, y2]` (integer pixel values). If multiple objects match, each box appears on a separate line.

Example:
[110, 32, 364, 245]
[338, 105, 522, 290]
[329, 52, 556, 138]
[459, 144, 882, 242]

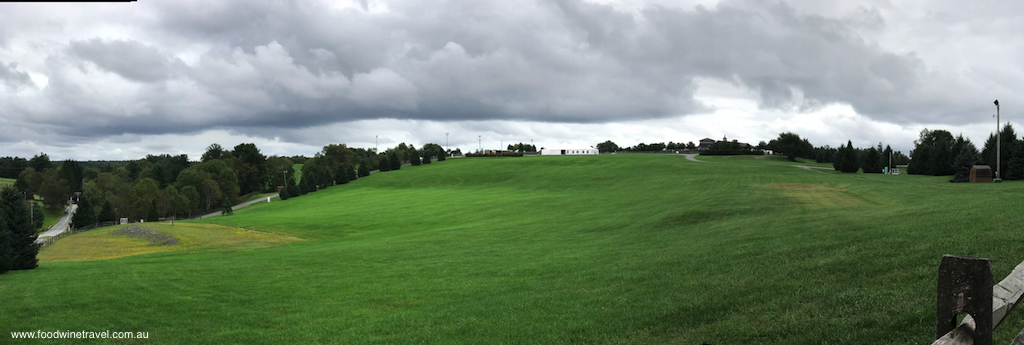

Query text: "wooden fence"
[931, 255, 1024, 345]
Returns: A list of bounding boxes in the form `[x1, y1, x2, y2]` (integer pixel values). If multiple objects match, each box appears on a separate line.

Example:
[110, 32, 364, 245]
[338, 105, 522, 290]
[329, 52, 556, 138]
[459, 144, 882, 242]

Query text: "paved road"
[35, 204, 77, 243]
[683, 154, 708, 163]
[792, 165, 832, 170]
[199, 194, 280, 219]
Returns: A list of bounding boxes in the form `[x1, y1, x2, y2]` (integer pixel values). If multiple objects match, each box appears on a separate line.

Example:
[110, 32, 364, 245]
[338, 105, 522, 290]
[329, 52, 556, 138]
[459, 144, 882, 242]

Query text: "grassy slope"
[39, 223, 302, 263]
[3, 155, 1024, 344]
[0, 177, 14, 187]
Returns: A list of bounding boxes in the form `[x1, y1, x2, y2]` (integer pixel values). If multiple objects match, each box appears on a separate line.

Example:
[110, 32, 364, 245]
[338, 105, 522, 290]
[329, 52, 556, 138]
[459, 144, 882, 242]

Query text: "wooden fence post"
[937, 254, 993, 345]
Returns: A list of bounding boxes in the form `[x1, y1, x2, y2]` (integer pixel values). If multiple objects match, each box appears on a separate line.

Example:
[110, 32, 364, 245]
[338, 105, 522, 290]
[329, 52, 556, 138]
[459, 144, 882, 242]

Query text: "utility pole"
[995, 100, 1002, 183]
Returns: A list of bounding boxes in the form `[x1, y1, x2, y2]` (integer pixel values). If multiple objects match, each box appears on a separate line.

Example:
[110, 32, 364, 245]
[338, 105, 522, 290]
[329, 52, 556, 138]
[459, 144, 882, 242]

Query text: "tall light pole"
[478, 135, 482, 153]
[282, 170, 287, 189]
[375, 135, 378, 154]
[995, 100, 1002, 183]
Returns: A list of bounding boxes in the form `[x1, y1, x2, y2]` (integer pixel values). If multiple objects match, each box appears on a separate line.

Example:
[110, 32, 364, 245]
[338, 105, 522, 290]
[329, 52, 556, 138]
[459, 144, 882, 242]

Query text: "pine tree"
[357, 160, 370, 177]
[437, 151, 446, 161]
[410, 150, 421, 166]
[98, 199, 117, 223]
[346, 163, 357, 181]
[861, 147, 883, 173]
[284, 176, 299, 197]
[1006, 140, 1024, 180]
[279, 185, 290, 200]
[423, 152, 432, 164]
[146, 200, 160, 222]
[1, 187, 38, 270]
[0, 210, 12, 275]
[952, 142, 980, 182]
[335, 165, 350, 185]
[220, 197, 233, 216]
[379, 156, 391, 172]
[389, 152, 401, 170]
[71, 196, 96, 229]
[835, 140, 859, 173]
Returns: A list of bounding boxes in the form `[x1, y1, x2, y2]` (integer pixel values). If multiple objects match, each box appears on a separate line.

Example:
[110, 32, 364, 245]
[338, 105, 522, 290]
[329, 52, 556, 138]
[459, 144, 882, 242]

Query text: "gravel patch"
[110, 225, 179, 246]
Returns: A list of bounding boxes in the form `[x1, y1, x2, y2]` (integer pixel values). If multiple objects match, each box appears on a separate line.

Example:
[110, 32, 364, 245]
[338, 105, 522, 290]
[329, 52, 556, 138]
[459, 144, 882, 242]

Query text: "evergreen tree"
[0, 210, 12, 275]
[952, 142, 981, 182]
[834, 141, 859, 173]
[1006, 140, 1024, 180]
[1, 187, 38, 270]
[423, 152, 432, 164]
[279, 185, 290, 200]
[358, 160, 371, 177]
[98, 199, 117, 223]
[146, 200, 160, 222]
[410, 150, 421, 166]
[220, 197, 233, 216]
[379, 156, 391, 172]
[861, 147, 883, 173]
[346, 163, 357, 181]
[437, 151, 446, 161]
[300, 175, 314, 194]
[335, 165, 350, 185]
[389, 152, 401, 170]
[71, 196, 96, 229]
[286, 177, 300, 197]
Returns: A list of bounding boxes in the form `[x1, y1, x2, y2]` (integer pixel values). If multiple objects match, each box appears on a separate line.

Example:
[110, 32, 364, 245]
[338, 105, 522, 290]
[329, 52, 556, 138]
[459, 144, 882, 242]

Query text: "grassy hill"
[0, 177, 14, 187]
[4, 155, 1024, 344]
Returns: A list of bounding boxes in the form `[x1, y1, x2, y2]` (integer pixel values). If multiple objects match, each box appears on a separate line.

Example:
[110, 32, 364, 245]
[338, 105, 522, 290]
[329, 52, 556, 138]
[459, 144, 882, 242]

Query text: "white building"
[539, 147, 599, 155]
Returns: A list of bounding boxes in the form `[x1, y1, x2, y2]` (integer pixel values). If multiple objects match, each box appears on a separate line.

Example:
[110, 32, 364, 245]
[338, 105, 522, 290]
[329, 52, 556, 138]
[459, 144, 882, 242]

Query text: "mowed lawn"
[4, 155, 1024, 344]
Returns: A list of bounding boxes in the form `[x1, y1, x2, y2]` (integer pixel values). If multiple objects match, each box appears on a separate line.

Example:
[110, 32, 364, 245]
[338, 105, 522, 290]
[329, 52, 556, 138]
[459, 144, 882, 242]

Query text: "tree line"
[598, 139, 700, 151]
[7, 142, 452, 229]
[907, 125, 1024, 182]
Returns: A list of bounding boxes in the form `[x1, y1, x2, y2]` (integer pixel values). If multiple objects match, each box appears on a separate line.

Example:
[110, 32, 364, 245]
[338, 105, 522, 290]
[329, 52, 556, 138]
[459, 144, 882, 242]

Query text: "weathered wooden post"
[936, 255, 993, 345]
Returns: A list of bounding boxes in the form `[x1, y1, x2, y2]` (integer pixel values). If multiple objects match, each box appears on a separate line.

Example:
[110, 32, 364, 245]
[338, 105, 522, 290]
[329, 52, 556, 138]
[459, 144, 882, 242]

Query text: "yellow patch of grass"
[762, 183, 866, 208]
[39, 222, 303, 263]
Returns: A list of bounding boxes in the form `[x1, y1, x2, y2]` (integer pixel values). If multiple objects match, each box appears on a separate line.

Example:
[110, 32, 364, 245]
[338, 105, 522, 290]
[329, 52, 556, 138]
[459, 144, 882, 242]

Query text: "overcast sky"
[0, 0, 1020, 160]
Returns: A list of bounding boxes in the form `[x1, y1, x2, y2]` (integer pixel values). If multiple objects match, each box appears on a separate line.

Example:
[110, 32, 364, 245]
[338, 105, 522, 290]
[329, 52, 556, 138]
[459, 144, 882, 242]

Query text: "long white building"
[539, 147, 599, 155]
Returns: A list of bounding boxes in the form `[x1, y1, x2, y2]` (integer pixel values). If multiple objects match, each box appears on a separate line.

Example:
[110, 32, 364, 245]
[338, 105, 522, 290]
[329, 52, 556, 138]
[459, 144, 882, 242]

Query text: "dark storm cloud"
[0, 0, 1017, 149]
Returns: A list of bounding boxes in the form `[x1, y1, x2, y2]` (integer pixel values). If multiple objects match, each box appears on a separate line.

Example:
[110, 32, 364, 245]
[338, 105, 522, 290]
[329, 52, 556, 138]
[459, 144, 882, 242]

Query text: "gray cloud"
[67, 39, 184, 83]
[0, 61, 34, 90]
[0, 0, 1021, 159]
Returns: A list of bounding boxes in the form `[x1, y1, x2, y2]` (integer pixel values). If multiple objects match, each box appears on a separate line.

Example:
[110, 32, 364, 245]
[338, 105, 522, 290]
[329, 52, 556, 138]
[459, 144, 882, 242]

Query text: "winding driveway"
[35, 204, 77, 243]
[683, 154, 708, 163]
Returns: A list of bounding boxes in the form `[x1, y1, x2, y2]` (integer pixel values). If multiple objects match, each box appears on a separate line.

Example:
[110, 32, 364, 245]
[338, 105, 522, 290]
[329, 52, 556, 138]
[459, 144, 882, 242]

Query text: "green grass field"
[3, 155, 1024, 344]
[0, 177, 14, 187]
